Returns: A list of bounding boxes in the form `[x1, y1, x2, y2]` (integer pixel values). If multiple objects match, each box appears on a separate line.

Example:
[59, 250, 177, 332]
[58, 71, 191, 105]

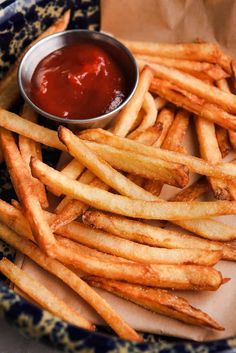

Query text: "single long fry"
[0, 10, 70, 110]
[31, 157, 236, 220]
[87, 277, 224, 330]
[128, 92, 157, 138]
[151, 78, 236, 130]
[0, 222, 141, 341]
[0, 257, 92, 330]
[52, 220, 222, 266]
[79, 128, 236, 179]
[0, 129, 56, 254]
[58, 126, 157, 201]
[84, 141, 189, 187]
[144, 109, 190, 196]
[195, 116, 232, 200]
[19, 103, 48, 208]
[82, 210, 236, 261]
[122, 40, 231, 72]
[112, 67, 153, 136]
[136, 54, 228, 80]
[216, 78, 236, 150]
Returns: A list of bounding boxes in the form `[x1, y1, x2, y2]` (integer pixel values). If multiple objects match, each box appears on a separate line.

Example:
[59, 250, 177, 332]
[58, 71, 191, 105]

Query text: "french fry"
[57, 237, 224, 291]
[195, 116, 232, 200]
[19, 103, 48, 208]
[84, 141, 189, 188]
[151, 78, 236, 130]
[216, 78, 236, 150]
[58, 126, 157, 201]
[82, 210, 236, 261]
[31, 157, 236, 220]
[112, 67, 153, 136]
[0, 129, 56, 254]
[136, 54, 229, 81]
[0, 199, 227, 289]
[130, 107, 175, 146]
[1, 198, 235, 262]
[86, 277, 224, 330]
[0, 257, 92, 330]
[142, 60, 236, 112]
[144, 109, 190, 196]
[0, 109, 66, 150]
[169, 180, 236, 241]
[51, 220, 222, 266]
[215, 125, 231, 158]
[79, 128, 236, 179]
[0, 222, 141, 341]
[54, 169, 96, 215]
[128, 92, 157, 139]
[122, 40, 231, 72]
[51, 172, 110, 231]
[0, 11, 70, 110]
[169, 178, 209, 201]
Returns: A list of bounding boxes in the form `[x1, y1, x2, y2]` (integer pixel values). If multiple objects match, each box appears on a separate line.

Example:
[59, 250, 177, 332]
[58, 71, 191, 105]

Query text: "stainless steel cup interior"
[18, 30, 139, 129]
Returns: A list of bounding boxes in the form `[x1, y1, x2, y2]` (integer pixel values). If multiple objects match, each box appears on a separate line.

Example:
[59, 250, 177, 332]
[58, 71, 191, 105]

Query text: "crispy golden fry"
[136, 54, 229, 81]
[169, 180, 236, 241]
[0, 109, 66, 150]
[144, 109, 190, 196]
[0, 199, 227, 288]
[130, 107, 175, 147]
[122, 40, 231, 72]
[147, 61, 236, 112]
[56, 237, 223, 291]
[151, 78, 236, 130]
[58, 126, 157, 201]
[195, 116, 232, 200]
[54, 169, 96, 215]
[128, 92, 157, 139]
[86, 277, 224, 330]
[79, 128, 236, 179]
[82, 210, 236, 261]
[112, 67, 153, 136]
[0, 11, 70, 110]
[147, 60, 236, 112]
[0, 222, 141, 341]
[51, 173, 110, 232]
[169, 178, 209, 201]
[84, 141, 189, 188]
[19, 103, 48, 208]
[216, 78, 236, 150]
[31, 157, 236, 220]
[0, 257, 92, 330]
[215, 125, 231, 158]
[0, 129, 56, 254]
[1, 198, 235, 262]
[52, 220, 222, 266]
[161, 109, 190, 153]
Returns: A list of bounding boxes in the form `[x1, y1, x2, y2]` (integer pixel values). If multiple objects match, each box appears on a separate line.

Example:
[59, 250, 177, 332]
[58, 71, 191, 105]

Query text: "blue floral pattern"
[0, 0, 235, 352]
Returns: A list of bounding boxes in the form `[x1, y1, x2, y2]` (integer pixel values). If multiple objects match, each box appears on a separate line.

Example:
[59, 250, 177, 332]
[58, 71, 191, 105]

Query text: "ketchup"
[30, 42, 127, 119]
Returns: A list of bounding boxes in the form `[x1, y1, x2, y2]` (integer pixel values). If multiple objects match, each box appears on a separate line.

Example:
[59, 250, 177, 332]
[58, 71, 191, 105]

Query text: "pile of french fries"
[2, 11, 236, 341]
